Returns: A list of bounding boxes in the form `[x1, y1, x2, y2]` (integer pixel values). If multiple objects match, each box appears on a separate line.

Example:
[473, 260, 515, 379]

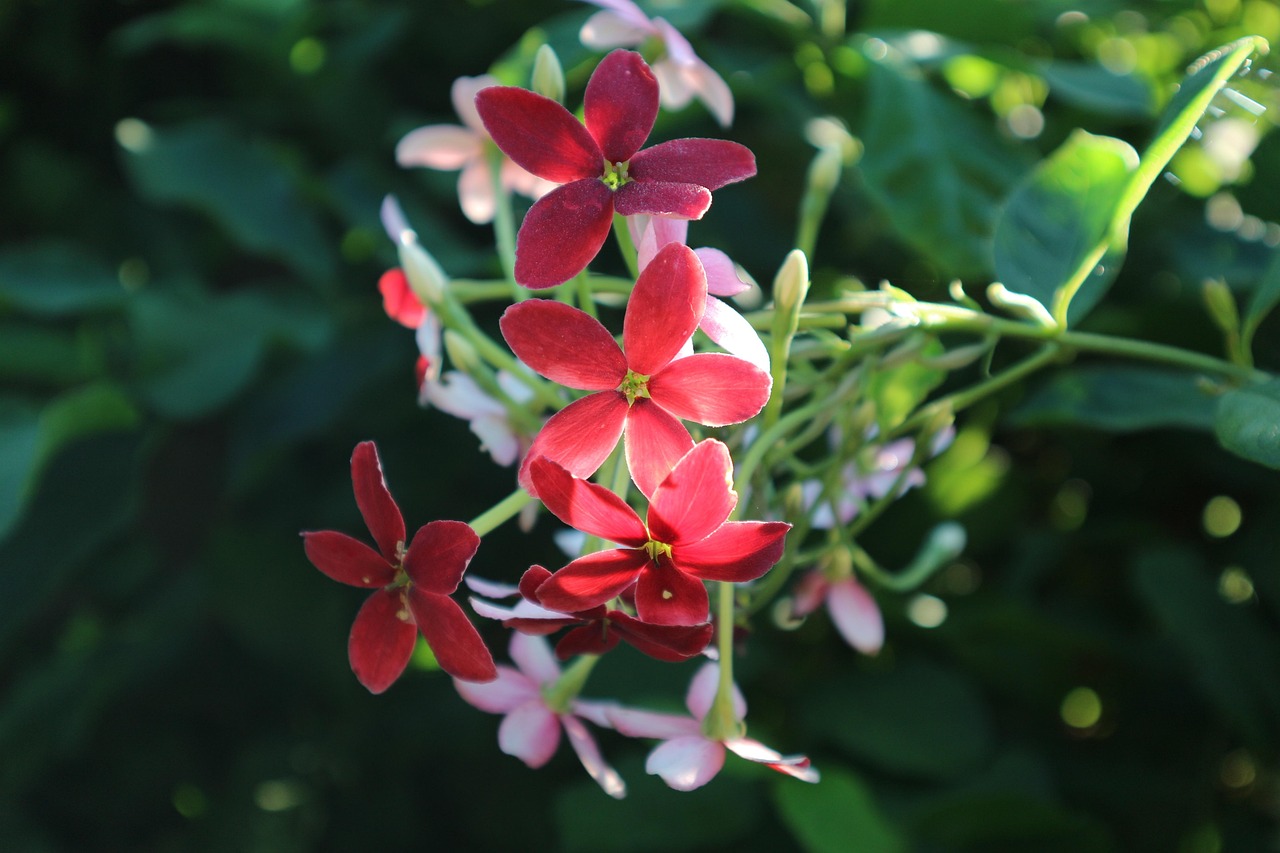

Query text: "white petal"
[470, 414, 521, 467]
[510, 633, 561, 686]
[497, 701, 561, 768]
[607, 706, 701, 740]
[653, 60, 695, 109]
[454, 667, 539, 714]
[458, 158, 496, 224]
[645, 736, 725, 791]
[396, 125, 481, 170]
[724, 738, 821, 782]
[380, 195, 412, 244]
[464, 575, 521, 598]
[699, 296, 770, 372]
[562, 714, 627, 799]
[451, 75, 501, 134]
[580, 9, 653, 49]
[685, 662, 746, 722]
[422, 371, 502, 420]
[827, 577, 885, 655]
[570, 699, 619, 729]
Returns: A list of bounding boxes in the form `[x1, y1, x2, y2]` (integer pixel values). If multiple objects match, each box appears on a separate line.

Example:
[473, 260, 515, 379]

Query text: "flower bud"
[772, 249, 810, 327]
[1202, 277, 1240, 336]
[531, 44, 565, 104]
[443, 329, 481, 375]
[397, 234, 448, 307]
[987, 282, 1056, 328]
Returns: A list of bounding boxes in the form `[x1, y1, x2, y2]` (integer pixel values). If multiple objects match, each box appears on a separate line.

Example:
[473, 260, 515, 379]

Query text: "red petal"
[348, 589, 417, 694]
[536, 549, 649, 613]
[634, 558, 710, 625]
[628, 138, 757, 190]
[514, 180, 616, 288]
[500, 300, 626, 389]
[350, 441, 406, 563]
[407, 589, 498, 682]
[554, 623, 622, 659]
[646, 440, 736, 546]
[402, 520, 481, 594]
[584, 50, 658, 163]
[519, 565, 554, 602]
[518, 392, 628, 497]
[378, 268, 425, 328]
[527, 456, 648, 546]
[622, 399, 694, 500]
[474, 87, 600, 182]
[649, 353, 772, 426]
[609, 610, 713, 661]
[624, 243, 706, 376]
[302, 530, 396, 588]
[674, 521, 790, 582]
[613, 181, 711, 219]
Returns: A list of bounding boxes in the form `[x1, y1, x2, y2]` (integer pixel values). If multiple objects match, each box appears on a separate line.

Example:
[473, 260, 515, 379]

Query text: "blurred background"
[3, 0, 1280, 850]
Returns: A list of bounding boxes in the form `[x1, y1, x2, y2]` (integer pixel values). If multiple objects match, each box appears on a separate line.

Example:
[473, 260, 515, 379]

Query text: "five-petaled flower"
[607, 662, 820, 791]
[527, 440, 790, 626]
[501, 242, 771, 498]
[301, 441, 497, 692]
[475, 49, 755, 287]
[789, 569, 885, 656]
[454, 633, 627, 799]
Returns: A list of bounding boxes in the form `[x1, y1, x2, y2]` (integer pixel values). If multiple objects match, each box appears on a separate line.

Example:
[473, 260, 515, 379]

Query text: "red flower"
[527, 440, 790, 626]
[500, 242, 771, 498]
[475, 49, 756, 288]
[302, 441, 497, 692]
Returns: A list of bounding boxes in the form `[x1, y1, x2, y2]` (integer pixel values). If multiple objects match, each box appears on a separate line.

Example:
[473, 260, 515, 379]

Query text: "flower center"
[644, 539, 673, 562]
[601, 159, 632, 191]
[618, 369, 650, 406]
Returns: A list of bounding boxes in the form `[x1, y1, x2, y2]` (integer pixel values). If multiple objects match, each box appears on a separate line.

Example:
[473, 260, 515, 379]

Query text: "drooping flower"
[475, 49, 755, 287]
[578, 0, 735, 126]
[454, 633, 627, 799]
[789, 569, 884, 655]
[528, 440, 790, 626]
[421, 370, 533, 467]
[607, 662, 819, 791]
[500, 242, 771, 498]
[396, 75, 553, 224]
[301, 441, 497, 692]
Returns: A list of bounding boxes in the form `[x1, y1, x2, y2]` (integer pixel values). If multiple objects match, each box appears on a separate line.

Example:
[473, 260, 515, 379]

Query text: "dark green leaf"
[1241, 246, 1280, 357]
[1035, 60, 1154, 117]
[1010, 366, 1217, 432]
[775, 766, 905, 853]
[0, 243, 125, 317]
[1214, 378, 1280, 468]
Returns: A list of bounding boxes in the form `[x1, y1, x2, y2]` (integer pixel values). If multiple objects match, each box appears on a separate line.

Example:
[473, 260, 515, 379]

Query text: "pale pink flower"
[396, 75, 554, 224]
[607, 662, 819, 791]
[790, 570, 884, 655]
[454, 633, 627, 799]
[420, 369, 532, 467]
[578, 1, 735, 126]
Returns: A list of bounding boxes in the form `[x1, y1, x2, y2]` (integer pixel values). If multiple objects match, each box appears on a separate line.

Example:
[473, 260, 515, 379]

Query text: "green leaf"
[775, 766, 905, 853]
[1010, 366, 1217, 433]
[0, 322, 105, 386]
[868, 338, 946, 433]
[993, 130, 1137, 325]
[0, 243, 125, 317]
[858, 54, 1030, 277]
[1241, 246, 1280, 360]
[1034, 60, 1154, 117]
[1214, 378, 1280, 468]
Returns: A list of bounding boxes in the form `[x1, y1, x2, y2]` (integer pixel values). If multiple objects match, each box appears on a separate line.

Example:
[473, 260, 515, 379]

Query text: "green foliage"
[1215, 378, 1280, 467]
[775, 766, 904, 853]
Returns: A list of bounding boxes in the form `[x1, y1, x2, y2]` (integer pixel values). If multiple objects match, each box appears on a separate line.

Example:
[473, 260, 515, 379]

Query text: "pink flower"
[608, 662, 819, 791]
[500, 242, 771, 498]
[454, 633, 627, 799]
[578, 0, 735, 126]
[528, 440, 790, 626]
[790, 570, 884, 655]
[475, 50, 755, 287]
[301, 441, 497, 692]
[421, 370, 532, 467]
[396, 75, 553, 224]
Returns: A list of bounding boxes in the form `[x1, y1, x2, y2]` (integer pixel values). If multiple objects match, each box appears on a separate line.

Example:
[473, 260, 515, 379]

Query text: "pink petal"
[378, 268, 426, 328]
[514, 179, 616, 288]
[699, 296, 770, 372]
[647, 439, 736, 546]
[350, 441, 406, 564]
[607, 707, 702, 739]
[402, 520, 480, 594]
[609, 611, 713, 661]
[406, 589, 497, 682]
[648, 353, 772, 426]
[562, 714, 628, 799]
[457, 158, 496, 225]
[474, 87, 600, 182]
[527, 456, 648, 545]
[517, 392, 628, 496]
[827, 576, 885, 655]
[348, 589, 417, 694]
[634, 557, 710, 625]
[788, 570, 830, 619]
[535, 548, 650, 613]
[451, 75, 498, 135]
[645, 736, 725, 791]
[685, 660, 747, 721]
[395, 124, 481, 170]
[614, 180, 711, 219]
[581, 10, 650, 49]
[500, 300, 626, 390]
[725, 739, 820, 782]
[584, 50, 658, 163]
[629, 138, 756, 190]
[301, 530, 395, 588]
[695, 248, 749, 296]
[622, 399, 694, 500]
[633, 215, 688, 270]
[623, 243, 706, 376]
[454, 665, 540, 714]
[510, 632, 561, 686]
[498, 700, 561, 768]
[674, 521, 790, 582]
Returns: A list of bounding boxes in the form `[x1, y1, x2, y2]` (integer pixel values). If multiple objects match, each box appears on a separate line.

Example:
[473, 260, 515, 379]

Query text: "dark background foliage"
[3, 0, 1280, 850]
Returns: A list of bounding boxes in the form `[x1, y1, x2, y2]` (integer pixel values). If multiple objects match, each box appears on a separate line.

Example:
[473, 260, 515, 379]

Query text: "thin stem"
[612, 213, 640, 281]
[488, 146, 522, 300]
[543, 654, 600, 714]
[468, 488, 534, 538]
[703, 580, 742, 741]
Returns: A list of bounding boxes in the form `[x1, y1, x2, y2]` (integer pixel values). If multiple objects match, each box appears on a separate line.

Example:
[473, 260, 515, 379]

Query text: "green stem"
[468, 488, 534, 538]
[544, 654, 600, 713]
[703, 580, 743, 741]
[488, 146, 522, 300]
[613, 213, 640, 281]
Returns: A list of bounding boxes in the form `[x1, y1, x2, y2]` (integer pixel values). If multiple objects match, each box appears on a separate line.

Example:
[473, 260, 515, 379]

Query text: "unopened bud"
[397, 234, 448, 307]
[987, 282, 1056, 328]
[807, 144, 844, 197]
[1202, 277, 1240, 336]
[443, 329, 481, 374]
[531, 44, 565, 103]
[773, 249, 810, 324]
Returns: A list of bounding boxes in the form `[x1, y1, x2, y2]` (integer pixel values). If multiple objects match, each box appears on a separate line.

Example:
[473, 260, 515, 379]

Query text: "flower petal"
[584, 50, 659, 163]
[827, 576, 885, 655]
[402, 520, 481, 594]
[453, 665, 540, 714]
[622, 399, 695, 500]
[613, 180, 711, 219]
[350, 441, 406, 563]
[514, 179, 616, 288]
[674, 521, 790, 582]
[725, 739, 820, 782]
[695, 248, 749, 296]
[528, 456, 649, 545]
[562, 714, 628, 799]
[517, 392, 628, 497]
[301, 530, 395, 588]
[685, 660, 747, 721]
[609, 610, 713, 662]
[554, 623, 623, 659]
[647, 439, 736, 546]
[699, 296, 770, 372]
[634, 557, 710, 625]
[649, 352, 772, 427]
[348, 589, 417, 694]
[624, 242, 706, 376]
[535, 548, 649, 613]
[497, 700, 561, 768]
[395, 124, 481, 170]
[500, 300, 626, 390]
[407, 589, 497, 682]
[457, 157, 496, 224]
[474, 87, 600, 182]
[451, 75, 500, 134]
[629, 138, 756, 190]
[378, 268, 426, 328]
[607, 707, 702, 739]
[645, 736, 725, 791]
[580, 4, 654, 48]
[510, 632, 561, 686]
